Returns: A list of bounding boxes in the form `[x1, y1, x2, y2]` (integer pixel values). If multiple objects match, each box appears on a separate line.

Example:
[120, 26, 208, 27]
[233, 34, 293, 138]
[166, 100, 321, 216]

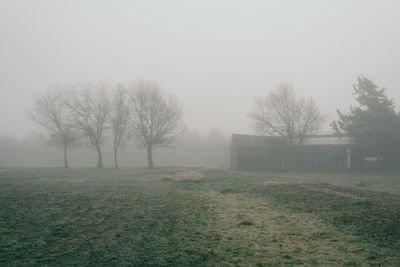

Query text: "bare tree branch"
[29, 88, 78, 167]
[250, 83, 325, 145]
[129, 80, 185, 168]
[64, 82, 110, 168]
[110, 84, 131, 169]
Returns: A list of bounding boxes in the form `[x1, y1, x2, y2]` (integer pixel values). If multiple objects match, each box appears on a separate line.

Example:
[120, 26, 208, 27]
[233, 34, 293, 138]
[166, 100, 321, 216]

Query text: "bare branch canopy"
[29, 88, 78, 168]
[64, 82, 110, 168]
[129, 80, 185, 168]
[250, 83, 325, 145]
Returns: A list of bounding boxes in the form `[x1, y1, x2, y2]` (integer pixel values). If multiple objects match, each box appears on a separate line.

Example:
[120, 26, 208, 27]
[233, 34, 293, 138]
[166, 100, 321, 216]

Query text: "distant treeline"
[0, 129, 229, 168]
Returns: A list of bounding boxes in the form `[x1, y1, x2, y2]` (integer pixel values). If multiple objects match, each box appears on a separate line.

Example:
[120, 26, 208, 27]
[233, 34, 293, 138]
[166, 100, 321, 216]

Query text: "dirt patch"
[299, 184, 367, 200]
[262, 180, 305, 186]
[190, 190, 400, 265]
[147, 170, 204, 181]
[38, 178, 88, 183]
[262, 181, 367, 200]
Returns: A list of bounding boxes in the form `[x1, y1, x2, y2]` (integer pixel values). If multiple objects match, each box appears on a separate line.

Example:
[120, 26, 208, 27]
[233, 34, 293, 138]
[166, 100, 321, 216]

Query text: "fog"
[0, 129, 229, 168]
[1, 1, 400, 166]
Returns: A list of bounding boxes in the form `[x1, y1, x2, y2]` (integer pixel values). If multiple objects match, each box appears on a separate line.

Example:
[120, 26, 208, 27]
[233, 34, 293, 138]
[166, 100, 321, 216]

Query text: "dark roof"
[231, 133, 353, 147]
[231, 134, 285, 147]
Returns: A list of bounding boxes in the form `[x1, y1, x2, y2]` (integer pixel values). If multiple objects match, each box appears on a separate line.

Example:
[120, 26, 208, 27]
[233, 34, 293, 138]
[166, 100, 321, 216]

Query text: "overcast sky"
[1, 0, 400, 138]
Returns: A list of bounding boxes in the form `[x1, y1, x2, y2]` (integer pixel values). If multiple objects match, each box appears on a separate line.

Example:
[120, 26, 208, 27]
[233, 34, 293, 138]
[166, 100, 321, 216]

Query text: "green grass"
[1, 167, 400, 265]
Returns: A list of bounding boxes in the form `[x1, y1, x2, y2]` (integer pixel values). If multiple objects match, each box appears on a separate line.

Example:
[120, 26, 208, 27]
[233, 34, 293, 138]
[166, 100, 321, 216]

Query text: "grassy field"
[1, 167, 400, 266]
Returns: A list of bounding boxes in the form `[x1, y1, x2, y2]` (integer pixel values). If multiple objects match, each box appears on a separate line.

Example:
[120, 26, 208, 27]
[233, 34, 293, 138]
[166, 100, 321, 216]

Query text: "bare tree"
[129, 80, 185, 168]
[250, 83, 325, 145]
[110, 84, 131, 169]
[29, 89, 78, 168]
[65, 82, 110, 168]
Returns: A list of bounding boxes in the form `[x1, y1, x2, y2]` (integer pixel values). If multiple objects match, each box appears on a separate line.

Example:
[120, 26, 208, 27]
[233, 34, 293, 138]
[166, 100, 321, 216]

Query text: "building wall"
[230, 134, 400, 172]
[231, 145, 355, 172]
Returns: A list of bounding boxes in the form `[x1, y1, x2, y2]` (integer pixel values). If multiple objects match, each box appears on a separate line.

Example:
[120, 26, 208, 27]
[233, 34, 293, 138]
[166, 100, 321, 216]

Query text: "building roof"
[231, 133, 353, 147]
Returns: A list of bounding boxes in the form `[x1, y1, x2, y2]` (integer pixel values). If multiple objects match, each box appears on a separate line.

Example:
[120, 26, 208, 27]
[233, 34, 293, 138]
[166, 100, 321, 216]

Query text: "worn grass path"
[1, 167, 400, 265]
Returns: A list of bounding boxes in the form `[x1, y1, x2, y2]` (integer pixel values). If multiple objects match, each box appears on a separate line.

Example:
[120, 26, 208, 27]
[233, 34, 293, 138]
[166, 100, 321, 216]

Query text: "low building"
[230, 133, 400, 172]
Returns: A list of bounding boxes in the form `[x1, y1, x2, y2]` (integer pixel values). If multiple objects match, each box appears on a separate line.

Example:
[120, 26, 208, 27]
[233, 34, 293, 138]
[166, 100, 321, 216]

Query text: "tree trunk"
[63, 143, 69, 168]
[114, 146, 119, 169]
[147, 144, 154, 169]
[96, 143, 103, 168]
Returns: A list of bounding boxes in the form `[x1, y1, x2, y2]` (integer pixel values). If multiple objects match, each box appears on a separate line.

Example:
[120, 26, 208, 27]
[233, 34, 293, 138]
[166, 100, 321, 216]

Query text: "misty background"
[1, 1, 400, 167]
[0, 129, 229, 168]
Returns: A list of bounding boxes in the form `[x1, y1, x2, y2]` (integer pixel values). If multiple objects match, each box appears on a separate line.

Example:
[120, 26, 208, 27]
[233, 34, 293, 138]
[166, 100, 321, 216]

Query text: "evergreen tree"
[331, 77, 400, 146]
